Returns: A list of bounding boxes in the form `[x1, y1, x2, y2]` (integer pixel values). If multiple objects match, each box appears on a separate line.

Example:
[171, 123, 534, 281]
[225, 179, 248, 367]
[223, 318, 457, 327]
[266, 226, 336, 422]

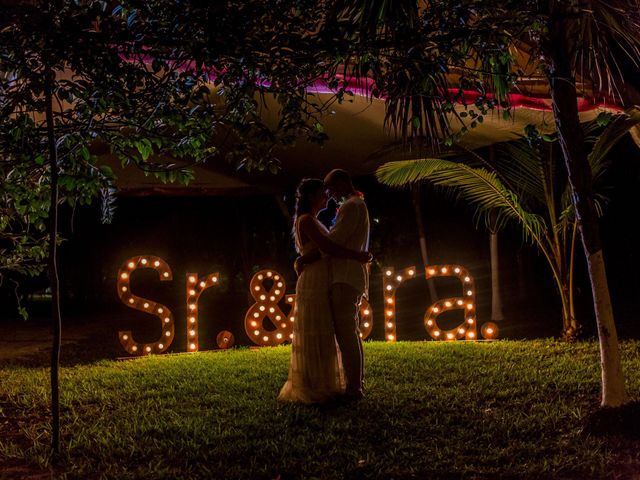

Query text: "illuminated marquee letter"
[245, 270, 295, 346]
[117, 255, 174, 356]
[424, 265, 477, 340]
[186, 272, 220, 352]
[382, 264, 479, 342]
[382, 266, 417, 341]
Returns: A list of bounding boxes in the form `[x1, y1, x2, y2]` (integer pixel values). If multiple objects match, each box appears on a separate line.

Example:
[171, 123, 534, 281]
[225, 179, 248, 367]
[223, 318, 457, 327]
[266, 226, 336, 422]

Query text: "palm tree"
[329, 0, 640, 407]
[488, 209, 505, 323]
[411, 184, 438, 300]
[377, 109, 640, 340]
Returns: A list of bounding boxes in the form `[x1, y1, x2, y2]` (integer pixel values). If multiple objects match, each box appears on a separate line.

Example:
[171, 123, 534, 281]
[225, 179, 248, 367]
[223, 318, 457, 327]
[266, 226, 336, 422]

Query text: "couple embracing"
[278, 169, 372, 405]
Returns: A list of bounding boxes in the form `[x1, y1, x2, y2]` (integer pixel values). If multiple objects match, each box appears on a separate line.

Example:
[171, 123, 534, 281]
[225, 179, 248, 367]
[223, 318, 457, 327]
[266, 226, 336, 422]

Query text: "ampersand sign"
[244, 270, 295, 346]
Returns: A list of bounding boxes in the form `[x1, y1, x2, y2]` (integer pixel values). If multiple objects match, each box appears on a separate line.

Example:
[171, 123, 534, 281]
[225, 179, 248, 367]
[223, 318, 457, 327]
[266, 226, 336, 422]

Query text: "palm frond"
[376, 158, 547, 244]
[574, 1, 640, 101]
[495, 140, 550, 208]
[558, 202, 575, 227]
[588, 107, 640, 182]
[375, 157, 448, 186]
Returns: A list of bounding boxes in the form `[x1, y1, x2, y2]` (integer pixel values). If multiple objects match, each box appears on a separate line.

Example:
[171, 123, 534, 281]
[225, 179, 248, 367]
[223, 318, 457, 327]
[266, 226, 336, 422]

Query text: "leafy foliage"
[377, 108, 640, 336]
[0, 0, 356, 310]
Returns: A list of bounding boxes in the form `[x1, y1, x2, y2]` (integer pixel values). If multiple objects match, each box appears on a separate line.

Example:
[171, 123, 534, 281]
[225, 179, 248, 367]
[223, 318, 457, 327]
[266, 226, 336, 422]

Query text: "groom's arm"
[294, 250, 322, 276]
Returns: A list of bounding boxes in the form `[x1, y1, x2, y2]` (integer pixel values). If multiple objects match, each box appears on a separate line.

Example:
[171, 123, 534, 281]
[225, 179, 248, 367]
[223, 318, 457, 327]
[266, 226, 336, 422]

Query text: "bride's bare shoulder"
[297, 214, 318, 230]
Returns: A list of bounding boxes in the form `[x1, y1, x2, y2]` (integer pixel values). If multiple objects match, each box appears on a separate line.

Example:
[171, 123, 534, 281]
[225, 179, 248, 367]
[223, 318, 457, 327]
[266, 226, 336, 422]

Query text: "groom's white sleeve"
[328, 201, 357, 246]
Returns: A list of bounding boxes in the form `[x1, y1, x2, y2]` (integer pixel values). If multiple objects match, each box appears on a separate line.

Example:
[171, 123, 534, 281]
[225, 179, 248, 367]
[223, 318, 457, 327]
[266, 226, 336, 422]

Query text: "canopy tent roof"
[113, 88, 635, 196]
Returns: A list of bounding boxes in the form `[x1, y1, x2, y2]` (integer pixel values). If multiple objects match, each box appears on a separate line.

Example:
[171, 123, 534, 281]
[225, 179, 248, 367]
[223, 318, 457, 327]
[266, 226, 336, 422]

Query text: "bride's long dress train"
[278, 225, 345, 403]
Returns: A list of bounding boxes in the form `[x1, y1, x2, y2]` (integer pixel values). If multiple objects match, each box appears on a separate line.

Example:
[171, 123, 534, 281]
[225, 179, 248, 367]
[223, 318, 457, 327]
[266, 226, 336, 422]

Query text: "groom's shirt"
[327, 195, 370, 297]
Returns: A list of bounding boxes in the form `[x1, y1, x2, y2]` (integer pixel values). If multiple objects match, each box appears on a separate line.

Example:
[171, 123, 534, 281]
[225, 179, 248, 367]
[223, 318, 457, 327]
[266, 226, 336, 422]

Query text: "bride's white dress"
[278, 217, 346, 403]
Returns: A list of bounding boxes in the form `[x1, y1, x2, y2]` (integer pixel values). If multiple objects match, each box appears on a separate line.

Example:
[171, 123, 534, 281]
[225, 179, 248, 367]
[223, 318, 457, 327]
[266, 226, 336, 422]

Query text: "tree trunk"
[563, 221, 580, 341]
[45, 70, 62, 455]
[560, 284, 578, 341]
[546, 10, 627, 406]
[411, 184, 437, 300]
[489, 230, 504, 322]
[274, 193, 292, 227]
[488, 194, 504, 322]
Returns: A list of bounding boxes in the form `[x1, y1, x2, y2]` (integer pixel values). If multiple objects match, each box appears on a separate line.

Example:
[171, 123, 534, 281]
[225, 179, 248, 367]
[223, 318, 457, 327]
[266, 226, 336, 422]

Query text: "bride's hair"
[292, 178, 324, 251]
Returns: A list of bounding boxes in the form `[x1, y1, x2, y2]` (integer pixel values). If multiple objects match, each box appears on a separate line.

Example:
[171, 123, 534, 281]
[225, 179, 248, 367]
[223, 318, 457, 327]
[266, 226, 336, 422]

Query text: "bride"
[278, 178, 371, 404]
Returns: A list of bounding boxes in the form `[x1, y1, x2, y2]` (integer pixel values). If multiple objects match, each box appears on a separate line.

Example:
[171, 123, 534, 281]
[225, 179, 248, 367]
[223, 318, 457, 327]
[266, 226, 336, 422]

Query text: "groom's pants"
[329, 283, 364, 395]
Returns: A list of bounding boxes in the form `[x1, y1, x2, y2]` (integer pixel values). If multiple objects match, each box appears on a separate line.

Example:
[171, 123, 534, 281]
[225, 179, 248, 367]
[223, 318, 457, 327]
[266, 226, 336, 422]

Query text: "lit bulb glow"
[245, 270, 295, 347]
[184, 271, 220, 353]
[422, 264, 478, 342]
[382, 265, 426, 342]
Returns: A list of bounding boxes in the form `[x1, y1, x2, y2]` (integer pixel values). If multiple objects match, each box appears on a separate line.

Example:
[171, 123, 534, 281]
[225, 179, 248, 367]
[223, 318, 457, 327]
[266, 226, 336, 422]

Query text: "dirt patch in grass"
[584, 401, 640, 438]
[0, 462, 50, 480]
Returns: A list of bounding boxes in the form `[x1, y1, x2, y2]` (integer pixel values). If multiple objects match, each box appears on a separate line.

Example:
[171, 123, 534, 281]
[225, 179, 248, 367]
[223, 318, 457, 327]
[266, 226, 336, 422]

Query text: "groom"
[296, 169, 370, 400]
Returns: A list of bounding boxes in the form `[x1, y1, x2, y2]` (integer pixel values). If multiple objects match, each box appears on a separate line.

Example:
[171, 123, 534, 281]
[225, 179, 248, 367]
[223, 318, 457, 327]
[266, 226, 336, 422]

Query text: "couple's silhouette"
[278, 169, 371, 405]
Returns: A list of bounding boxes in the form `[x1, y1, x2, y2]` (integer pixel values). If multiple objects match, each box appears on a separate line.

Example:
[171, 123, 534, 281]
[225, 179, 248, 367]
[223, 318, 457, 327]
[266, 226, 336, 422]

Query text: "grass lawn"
[1, 340, 640, 479]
